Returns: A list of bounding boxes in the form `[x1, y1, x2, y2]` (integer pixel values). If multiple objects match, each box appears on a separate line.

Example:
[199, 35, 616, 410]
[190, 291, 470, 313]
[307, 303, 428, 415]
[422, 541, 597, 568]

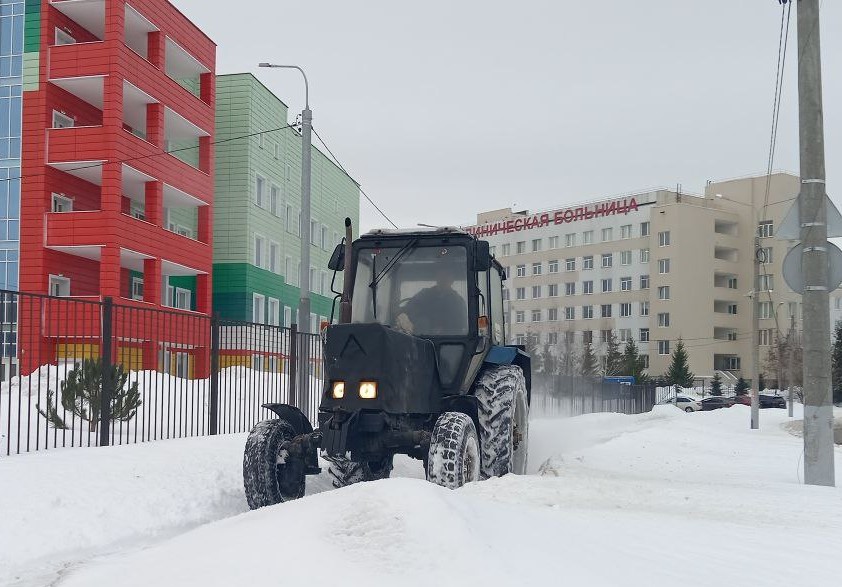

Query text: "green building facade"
[213, 73, 360, 328]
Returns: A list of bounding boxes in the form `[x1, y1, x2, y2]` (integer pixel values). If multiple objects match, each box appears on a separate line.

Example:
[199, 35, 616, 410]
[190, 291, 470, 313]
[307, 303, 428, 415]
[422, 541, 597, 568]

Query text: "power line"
[311, 126, 399, 230]
[0, 124, 296, 184]
[763, 0, 792, 218]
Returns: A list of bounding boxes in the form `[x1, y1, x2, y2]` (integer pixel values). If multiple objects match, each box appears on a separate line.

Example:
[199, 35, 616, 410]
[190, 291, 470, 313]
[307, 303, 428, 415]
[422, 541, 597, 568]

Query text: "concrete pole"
[751, 233, 760, 430]
[797, 0, 835, 486]
[788, 315, 795, 418]
[299, 106, 313, 335]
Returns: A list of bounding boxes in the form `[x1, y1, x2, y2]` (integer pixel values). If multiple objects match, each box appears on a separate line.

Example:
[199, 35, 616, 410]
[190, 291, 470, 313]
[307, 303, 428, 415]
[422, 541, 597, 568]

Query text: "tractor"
[243, 220, 531, 508]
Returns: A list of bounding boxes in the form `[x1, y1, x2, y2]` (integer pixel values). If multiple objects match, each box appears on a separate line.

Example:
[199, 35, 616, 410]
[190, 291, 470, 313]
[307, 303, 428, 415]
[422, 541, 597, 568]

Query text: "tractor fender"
[483, 345, 532, 405]
[440, 394, 480, 439]
[262, 403, 314, 437]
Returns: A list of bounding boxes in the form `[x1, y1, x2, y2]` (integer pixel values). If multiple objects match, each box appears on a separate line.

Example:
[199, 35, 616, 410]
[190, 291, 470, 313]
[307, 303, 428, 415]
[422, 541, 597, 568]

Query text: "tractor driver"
[396, 262, 467, 336]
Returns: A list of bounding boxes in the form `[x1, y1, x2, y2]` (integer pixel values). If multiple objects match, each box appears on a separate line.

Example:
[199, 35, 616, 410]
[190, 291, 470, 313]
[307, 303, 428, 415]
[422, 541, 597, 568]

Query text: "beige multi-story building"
[466, 173, 842, 385]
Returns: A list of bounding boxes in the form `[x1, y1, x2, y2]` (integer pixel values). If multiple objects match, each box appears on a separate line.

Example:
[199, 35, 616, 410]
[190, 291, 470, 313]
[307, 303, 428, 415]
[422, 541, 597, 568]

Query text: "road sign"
[777, 194, 842, 240]
[781, 241, 842, 294]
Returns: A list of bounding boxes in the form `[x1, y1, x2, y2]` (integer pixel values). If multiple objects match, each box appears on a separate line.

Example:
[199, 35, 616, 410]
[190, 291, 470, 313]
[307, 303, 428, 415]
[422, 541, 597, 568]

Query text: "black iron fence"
[0, 289, 321, 457]
[531, 373, 658, 417]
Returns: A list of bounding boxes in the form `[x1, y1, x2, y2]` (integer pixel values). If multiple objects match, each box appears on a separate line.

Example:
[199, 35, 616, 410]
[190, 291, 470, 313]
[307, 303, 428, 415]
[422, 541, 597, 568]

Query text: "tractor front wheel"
[426, 412, 481, 489]
[243, 419, 306, 509]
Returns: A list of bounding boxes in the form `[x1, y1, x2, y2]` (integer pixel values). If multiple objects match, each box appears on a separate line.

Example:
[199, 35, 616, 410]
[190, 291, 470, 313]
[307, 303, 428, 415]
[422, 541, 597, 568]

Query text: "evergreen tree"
[832, 321, 842, 403]
[604, 332, 623, 376]
[758, 373, 766, 392]
[665, 339, 694, 389]
[735, 377, 750, 396]
[38, 359, 141, 432]
[709, 372, 723, 396]
[539, 343, 557, 375]
[580, 341, 599, 377]
[621, 338, 648, 383]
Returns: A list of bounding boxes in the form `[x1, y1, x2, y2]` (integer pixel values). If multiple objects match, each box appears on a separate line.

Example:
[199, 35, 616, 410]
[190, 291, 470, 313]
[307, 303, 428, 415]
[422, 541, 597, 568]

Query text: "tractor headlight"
[331, 381, 345, 399]
[359, 381, 378, 399]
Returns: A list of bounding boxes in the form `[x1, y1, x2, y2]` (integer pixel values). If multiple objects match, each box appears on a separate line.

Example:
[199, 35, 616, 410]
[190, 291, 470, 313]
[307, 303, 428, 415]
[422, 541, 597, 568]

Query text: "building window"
[621, 224, 632, 239]
[268, 298, 280, 326]
[321, 226, 328, 250]
[760, 247, 773, 264]
[516, 287, 526, 300]
[758, 301, 773, 319]
[255, 175, 266, 208]
[657, 312, 670, 327]
[51, 193, 73, 212]
[310, 220, 319, 245]
[270, 185, 281, 216]
[51, 110, 74, 128]
[565, 307, 575, 320]
[620, 303, 632, 317]
[658, 340, 670, 355]
[658, 231, 671, 247]
[565, 233, 576, 247]
[658, 285, 670, 300]
[548, 308, 559, 321]
[174, 288, 191, 311]
[532, 262, 542, 276]
[641, 354, 650, 369]
[503, 288, 510, 301]
[48, 275, 70, 297]
[640, 301, 650, 316]
[54, 27, 75, 45]
[726, 356, 741, 370]
[789, 302, 799, 319]
[601, 227, 613, 242]
[548, 260, 559, 273]
[601, 304, 612, 318]
[758, 329, 775, 346]
[619, 328, 632, 342]
[549, 236, 560, 249]
[640, 275, 650, 289]
[583, 305, 594, 319]
[583, 330, 593, 344]
[254, 235, 265, 268]
[620, 277, 632, 291]
[270, 242, 280, 274]
[565, 282, 575, 296]
[548, 283, 559, 297]
[273, 142, 280, 159]
[758, 220, 774, 238]
[565, 258, 576, 271]
[600, 330, 612, 344]
[532, 286, 542, 299]
[548, 332, 559, 344]
[131, 277, 144, 301]
[728, 303, 738, 315]
[532, 239, 542, 252]
[284, 307, 292, 327]
[532, 309, 542, 322]
[516, 311, 525, 323]
[640, 248, 650, 263]
[583, 256, 594, 270]
[602, 278, 612, 293]
[640, 222, 650, 237]
[583, 280, 593, 295]
[658, 258, 670, 274]
[502, 243, 511, 256]
[602, 253, 612, 268]
[516, 265, 526, 277]
[252, 293, 266, 324]
[285, 204, 294, 233]
[516, 241, 526, 254]
[758, 274, 774, 291]
[620, 250, 632, 265]
[640, 328, 649, 342]
[583, 230, 593, 245]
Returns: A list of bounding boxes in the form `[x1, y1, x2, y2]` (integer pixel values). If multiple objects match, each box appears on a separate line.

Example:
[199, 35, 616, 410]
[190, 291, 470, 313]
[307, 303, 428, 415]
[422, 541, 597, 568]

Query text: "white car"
[661, 396, 702, 412]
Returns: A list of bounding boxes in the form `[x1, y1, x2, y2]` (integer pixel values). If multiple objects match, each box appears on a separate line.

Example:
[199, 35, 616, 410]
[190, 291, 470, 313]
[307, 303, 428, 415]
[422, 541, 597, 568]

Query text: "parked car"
[660, 396, 702, 412]
[732, 394, 752, 406]
[700, 396, 736, 411]
[760, 394, 787, 409]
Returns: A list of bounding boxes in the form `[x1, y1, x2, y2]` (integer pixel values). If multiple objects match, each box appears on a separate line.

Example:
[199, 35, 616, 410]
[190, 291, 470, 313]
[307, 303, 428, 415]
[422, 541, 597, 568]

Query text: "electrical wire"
[311, 126, 399, 230]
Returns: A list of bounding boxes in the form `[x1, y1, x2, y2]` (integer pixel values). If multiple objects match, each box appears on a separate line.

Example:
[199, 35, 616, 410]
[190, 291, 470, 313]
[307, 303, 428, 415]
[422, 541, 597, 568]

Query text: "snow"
[3, 404, 842, 586]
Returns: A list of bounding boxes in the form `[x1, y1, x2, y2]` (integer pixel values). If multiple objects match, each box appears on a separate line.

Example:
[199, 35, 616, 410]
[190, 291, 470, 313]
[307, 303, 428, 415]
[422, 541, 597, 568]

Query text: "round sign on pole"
[782, 241, 842, 294]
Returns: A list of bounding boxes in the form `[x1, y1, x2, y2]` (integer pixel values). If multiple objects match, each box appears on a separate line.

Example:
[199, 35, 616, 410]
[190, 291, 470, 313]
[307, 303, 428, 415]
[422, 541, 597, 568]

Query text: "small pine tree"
[666, 339, 694, 390]
[735, 377, 750, 396]
[758, 373, 767, 392]
[710, 372, 723, 396]
[832, 321, 842, 403]
[604, 332, 623, 376]
[37, 359, 141, 431]
[621, 338, 648, 383]
[580, 341, 599, 377]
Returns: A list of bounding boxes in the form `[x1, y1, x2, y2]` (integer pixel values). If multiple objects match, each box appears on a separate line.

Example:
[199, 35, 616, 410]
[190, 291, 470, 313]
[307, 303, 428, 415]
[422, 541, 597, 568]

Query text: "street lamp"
[259, 62, 313, 405]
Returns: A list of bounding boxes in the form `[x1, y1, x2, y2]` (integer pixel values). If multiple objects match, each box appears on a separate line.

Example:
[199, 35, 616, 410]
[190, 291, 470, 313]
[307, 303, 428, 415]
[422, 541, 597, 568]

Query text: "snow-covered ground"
[2, 404, 841, 586]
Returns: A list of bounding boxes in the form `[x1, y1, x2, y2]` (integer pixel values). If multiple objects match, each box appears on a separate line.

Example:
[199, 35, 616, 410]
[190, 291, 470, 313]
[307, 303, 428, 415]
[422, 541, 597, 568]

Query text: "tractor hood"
[320, 323, 439, 414]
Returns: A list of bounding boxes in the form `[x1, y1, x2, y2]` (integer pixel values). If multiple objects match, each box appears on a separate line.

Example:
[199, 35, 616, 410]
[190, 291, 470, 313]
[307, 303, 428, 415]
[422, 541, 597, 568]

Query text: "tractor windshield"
[352, 244, 469, 337]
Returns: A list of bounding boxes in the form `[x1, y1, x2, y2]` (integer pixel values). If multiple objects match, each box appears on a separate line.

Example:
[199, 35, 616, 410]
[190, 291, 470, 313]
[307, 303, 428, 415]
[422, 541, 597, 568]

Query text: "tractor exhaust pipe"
[339, 217, 353, 323]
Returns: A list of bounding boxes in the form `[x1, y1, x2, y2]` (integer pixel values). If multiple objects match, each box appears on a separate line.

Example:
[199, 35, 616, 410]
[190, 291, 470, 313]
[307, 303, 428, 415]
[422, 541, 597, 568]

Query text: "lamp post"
[259, 62, 313, 401]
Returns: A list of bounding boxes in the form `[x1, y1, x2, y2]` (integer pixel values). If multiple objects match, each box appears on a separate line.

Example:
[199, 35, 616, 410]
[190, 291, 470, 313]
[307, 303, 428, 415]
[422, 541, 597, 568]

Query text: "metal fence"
[0, 289, 322, 457]
[531, 373, 658, 417]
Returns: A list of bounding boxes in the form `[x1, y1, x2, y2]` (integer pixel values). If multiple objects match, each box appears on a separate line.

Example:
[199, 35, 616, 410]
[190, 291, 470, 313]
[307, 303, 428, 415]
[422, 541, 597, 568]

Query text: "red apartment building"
[17, 0, 215, 375]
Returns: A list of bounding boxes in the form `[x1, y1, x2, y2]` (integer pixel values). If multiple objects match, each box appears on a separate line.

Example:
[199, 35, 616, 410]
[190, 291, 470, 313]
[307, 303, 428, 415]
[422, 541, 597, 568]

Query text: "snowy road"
[2, 405, 841, 586]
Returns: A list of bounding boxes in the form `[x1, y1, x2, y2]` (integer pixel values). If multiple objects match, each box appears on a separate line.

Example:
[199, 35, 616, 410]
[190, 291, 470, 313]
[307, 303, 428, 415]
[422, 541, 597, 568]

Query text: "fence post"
[289, 323, 298, 407]
[100, 297, 114, 447]
[209, 315, 220, 435]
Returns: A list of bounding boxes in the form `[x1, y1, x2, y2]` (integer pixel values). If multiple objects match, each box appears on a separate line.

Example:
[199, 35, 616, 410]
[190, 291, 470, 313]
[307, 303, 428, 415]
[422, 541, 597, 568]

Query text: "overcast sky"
[171, 0, 840, 232]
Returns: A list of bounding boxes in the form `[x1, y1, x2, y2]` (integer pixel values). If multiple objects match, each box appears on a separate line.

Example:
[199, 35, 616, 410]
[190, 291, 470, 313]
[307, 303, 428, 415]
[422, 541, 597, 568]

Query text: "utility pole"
[788, 314, 795, 418]
[796, 0, 835, 486]
[751, 232, 760, 430]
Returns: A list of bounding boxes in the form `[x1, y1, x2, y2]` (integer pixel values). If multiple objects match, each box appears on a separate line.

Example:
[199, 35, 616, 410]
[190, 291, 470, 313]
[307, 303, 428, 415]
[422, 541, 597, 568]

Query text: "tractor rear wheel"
[243, 419, 306, 509]
[426, 412, 481, 489]
[474, 364, 529, 478]
[326, 455, 394, 489]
